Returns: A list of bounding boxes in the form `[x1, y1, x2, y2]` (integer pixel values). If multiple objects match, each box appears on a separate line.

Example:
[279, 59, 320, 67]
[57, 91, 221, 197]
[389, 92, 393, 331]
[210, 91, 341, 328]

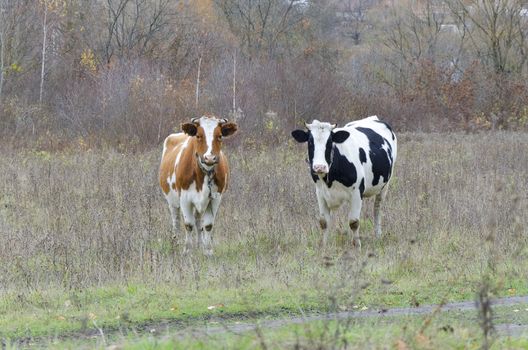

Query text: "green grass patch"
[29, 304, 528, 349]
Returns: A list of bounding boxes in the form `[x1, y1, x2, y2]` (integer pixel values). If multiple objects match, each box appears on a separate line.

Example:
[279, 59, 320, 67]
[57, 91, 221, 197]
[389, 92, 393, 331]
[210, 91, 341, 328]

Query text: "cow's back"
[159, 133, 189, 195]
[341, 116, 397, 197]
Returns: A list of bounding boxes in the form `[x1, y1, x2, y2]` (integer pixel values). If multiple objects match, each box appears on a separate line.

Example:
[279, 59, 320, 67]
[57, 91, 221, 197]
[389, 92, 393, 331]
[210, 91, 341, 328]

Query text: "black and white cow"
[291, 116, 397, 247]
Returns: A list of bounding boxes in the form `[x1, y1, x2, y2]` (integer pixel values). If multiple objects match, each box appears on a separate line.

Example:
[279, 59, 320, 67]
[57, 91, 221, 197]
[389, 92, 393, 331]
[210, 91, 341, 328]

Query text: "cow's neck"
[325, 145, 357, 188]
[187, 137, 217, 194]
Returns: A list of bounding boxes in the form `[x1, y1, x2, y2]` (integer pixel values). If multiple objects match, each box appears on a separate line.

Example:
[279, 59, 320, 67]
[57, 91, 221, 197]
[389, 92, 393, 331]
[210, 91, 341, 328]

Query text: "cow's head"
[181, 116, 238, 171]
[291, 120, 349, 176]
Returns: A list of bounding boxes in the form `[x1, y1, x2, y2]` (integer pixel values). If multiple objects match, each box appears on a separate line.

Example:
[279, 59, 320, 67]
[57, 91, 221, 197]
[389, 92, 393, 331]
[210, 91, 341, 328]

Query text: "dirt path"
[162, 295, 528, 339]
[12, 296, 528, 348]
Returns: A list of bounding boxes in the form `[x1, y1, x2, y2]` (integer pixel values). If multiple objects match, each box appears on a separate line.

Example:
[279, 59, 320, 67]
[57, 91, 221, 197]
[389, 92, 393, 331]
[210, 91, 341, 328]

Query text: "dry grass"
[0, 132, 526, 310]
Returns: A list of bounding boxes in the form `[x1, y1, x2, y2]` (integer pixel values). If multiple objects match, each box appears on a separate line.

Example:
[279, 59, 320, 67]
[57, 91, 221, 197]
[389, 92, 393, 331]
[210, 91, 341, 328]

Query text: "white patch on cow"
[165, 188, 180, 209]
[175, 136, 189, 166]
[163, 135, 189, 198]
[345, 115, 378, 128]
[307, 120, 334, 172]
[316, 180, 351, 210]
[199, 116, 220, 158]
[180, 176, 219, 215]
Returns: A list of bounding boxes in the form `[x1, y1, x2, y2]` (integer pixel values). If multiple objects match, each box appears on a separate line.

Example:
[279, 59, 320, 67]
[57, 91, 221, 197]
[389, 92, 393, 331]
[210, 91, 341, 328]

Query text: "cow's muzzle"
[312, 164, 329, 175]
[202, 154, 218, 166]
[196, 153, 219, 169]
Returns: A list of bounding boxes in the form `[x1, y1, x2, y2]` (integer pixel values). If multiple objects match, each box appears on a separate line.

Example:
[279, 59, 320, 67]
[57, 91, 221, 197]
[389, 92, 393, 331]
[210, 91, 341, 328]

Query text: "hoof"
[349, 220, 359, 231]
[183, 242, 193, 255]
[352, 237, 362, 249]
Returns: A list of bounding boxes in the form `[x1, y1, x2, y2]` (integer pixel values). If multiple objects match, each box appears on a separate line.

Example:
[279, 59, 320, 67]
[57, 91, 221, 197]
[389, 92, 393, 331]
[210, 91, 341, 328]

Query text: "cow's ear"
[221, 122, 238, 137]
[291, 130, 309, 143]
[182, 123, 198, 136]
[332, 130, 350, 143]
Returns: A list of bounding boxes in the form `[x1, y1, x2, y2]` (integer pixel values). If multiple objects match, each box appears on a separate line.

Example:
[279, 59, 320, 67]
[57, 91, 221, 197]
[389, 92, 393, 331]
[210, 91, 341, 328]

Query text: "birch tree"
[38, 0, 65, 104]
[0, 0, 8, 101]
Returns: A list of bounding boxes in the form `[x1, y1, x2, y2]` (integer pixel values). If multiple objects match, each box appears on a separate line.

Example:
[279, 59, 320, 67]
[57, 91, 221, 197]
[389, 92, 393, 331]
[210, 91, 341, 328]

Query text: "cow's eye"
[196, 135, 202, 140]
[217, 136, 222, 141]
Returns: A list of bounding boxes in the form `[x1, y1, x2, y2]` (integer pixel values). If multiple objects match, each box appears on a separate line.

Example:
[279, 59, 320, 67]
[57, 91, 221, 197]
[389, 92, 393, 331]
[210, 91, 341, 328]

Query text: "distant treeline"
[0, 0, 527, 150]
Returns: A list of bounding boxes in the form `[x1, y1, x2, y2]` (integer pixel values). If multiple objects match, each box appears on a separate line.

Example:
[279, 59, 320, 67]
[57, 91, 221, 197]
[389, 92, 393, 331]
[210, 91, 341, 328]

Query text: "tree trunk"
[39, 5, 48, 104]
[0, 0, 5, 102]
[195, 55, 202, 109]
[0, 29, 4, 102]
[232, 49, 236, 113]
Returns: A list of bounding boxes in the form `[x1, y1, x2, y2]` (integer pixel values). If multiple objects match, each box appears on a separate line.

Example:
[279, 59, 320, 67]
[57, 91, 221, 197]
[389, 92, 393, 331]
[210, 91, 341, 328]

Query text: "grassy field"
[0, 132, 527, 347]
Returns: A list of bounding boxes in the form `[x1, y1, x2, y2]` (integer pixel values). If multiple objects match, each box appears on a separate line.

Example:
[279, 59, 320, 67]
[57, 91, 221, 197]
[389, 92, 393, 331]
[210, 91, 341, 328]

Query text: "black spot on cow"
[374, 119, 396, 141]
[359, 148, 367, 164]
[306, 135, 318, 182]
[359, 178, 365, 199]
[356, 127, 393, 186]
[326, 146, 357, 188]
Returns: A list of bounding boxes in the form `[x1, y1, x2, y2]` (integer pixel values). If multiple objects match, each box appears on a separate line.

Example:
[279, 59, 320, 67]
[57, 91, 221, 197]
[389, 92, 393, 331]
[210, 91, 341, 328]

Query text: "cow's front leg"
[165, 192, 181, 238]
[200, 196, 222, 256]
[348, 190, 363, 249]
[180, 200, 196, 254]
[316, 189, 332, 247]
[168, 204, 180, 233]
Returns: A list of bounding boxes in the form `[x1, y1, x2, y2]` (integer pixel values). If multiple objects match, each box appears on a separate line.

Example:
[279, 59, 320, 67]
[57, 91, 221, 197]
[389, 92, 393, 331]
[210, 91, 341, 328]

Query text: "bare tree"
[338, 0, 372, 45]
[445, 0, 528, 75]
[0, 0, 6, 101]
[215, 0, 305, 59]
[384, 1, 447, 65]
[380, 1, 449, 91]
[103, 0, 174, 63]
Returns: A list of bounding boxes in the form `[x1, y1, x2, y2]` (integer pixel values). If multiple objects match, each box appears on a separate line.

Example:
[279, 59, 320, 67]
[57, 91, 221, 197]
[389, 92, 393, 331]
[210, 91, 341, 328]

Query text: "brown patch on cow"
[159, 133, 188, 195]
[319, 218, 327, 230]
[175, 138, 206, 191]
[212, 152, 229, 192]
[349, 220, 359, 231]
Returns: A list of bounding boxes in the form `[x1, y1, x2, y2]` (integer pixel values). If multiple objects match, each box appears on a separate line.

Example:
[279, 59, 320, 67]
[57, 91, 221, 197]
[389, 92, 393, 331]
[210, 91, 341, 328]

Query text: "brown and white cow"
[159, 115, 238, 255]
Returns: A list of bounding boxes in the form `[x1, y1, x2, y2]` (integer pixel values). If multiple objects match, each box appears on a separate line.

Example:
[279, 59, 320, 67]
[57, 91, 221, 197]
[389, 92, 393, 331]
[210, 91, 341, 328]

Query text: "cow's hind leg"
[169, 204, 180, 232]
[373, 185, 389, 238]
[348, 190, 363, 249]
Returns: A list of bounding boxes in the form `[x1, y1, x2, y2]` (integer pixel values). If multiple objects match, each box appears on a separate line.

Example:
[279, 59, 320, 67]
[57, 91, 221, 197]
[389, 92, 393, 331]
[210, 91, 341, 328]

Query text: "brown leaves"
[395, 339, 408, 350]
